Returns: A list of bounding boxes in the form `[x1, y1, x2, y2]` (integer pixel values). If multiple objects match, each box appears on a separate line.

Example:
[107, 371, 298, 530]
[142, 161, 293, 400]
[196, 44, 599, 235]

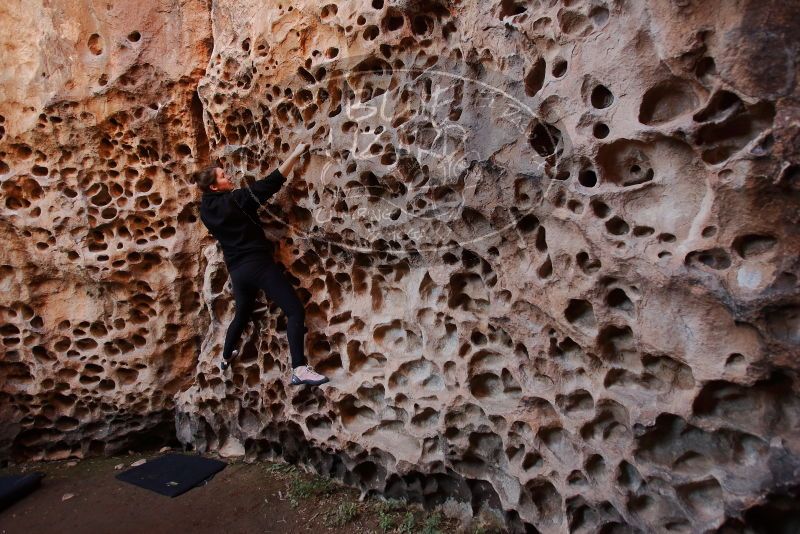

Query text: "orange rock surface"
[1, 1, 798, 531]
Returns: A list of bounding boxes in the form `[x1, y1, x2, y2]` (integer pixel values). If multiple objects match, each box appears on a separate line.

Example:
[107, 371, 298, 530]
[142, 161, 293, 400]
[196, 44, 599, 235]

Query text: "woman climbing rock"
[194, 142, 329, 386]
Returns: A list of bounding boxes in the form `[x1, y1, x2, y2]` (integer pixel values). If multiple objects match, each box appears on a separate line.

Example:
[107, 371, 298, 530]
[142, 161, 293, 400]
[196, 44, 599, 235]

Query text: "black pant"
[223, 257, 307, 368]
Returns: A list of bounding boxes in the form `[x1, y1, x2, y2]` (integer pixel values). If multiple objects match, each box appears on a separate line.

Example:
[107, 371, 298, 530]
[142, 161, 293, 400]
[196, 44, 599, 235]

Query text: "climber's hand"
[291, 143, 309, 157]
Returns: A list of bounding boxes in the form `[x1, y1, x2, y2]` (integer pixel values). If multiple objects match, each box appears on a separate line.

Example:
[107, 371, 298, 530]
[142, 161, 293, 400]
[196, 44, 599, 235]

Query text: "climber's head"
[194, 165, 235, 193]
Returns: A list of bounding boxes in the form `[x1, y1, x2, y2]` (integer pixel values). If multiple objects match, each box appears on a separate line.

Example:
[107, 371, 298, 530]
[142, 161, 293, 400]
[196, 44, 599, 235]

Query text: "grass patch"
[378, 509, 396, 533]
[324, 501, 359, 527]
[374, 498, 407, 513]
[371, 497, 447, 534]
[376, 498, 407, 532]
[469, 512, 507, 534]
[258, 462, 458, 532]
[287, 473, 335, 507]
[398, 510, 416, 533]
[263, 462, 298, 475]
[261, 462, 339, 508]
[422, 512, 444, 534]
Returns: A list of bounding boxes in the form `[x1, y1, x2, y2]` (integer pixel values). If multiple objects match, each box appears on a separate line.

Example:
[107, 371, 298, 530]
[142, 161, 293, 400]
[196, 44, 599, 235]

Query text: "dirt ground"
[0, 451, 469, 534]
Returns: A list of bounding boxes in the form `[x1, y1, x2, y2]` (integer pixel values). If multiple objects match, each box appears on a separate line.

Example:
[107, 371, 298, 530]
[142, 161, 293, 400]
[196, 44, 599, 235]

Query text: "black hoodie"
[199, 168, 287, 269]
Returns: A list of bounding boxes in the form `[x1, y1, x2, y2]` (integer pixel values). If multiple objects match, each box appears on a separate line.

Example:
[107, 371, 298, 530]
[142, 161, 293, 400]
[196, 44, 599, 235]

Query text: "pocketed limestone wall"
[0, 0, 214, 459]
[2, 1, 799, 531]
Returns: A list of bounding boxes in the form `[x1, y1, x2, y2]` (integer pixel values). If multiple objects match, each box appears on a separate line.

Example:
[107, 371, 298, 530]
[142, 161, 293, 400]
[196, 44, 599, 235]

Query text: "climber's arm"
[277, 142, 308, 178]
[227, 142, 308, 213]
[249, 168, 287, 204]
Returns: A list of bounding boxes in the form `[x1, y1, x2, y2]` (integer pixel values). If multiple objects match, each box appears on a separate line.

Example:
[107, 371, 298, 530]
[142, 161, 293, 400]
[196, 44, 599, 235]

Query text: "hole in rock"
[564, 299, 597, 330]
[639, 78, 699, 125]
[732, 234, 776, 258]
[605, 216, 629, 235]
[525, 57, 546, 97]
[382, 9, 404, 32]
[685, 248, 731, 270]
[552, 58, 567, 77]
[499, 0, 527, 19]
[590, 199, 610, 218]
[88, 34, 103, 55]
[528, 120, 561, 157]
[593, 123, 609, 139]
[591, 85, 614, 109]
[578, 169, 597, 187]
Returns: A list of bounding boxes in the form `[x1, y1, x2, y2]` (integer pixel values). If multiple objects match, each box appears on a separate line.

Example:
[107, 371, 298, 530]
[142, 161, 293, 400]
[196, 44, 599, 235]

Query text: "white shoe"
[220, 349, 239, 372]
[290, 365, 330, 386]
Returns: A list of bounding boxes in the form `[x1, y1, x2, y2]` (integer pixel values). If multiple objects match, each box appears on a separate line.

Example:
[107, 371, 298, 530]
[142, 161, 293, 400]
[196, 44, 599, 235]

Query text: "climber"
[194, 142, 329, 387]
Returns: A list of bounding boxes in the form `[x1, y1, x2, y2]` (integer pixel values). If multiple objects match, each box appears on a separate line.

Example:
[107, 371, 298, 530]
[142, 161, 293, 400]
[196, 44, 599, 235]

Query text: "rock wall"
[0, 0, 214, 458]
[3, 0, 800, 531]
